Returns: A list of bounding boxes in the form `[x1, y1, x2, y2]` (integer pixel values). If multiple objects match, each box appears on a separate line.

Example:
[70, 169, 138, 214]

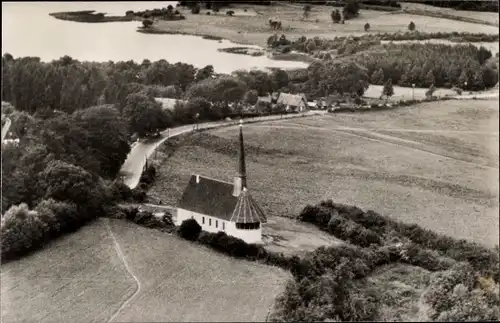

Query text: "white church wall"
[176, 208, 262, 244]
[225, 222, 262, 244]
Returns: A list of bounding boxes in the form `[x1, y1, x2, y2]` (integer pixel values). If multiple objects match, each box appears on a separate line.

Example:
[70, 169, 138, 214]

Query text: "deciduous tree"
[382, 78, 394, 99]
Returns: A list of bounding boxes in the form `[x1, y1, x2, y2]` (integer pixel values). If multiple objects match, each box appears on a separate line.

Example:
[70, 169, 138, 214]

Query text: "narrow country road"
[1, 117, 12, 142]
[119, 111, 326, 188]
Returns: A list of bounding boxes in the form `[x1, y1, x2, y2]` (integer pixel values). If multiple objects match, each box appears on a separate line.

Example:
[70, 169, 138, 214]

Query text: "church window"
[202, 217, 205, 224]
[222, 222, 225, 230]
[236, 222, 260, 230]
[215, 220, 218, 228]
[209, 219, 212, 226]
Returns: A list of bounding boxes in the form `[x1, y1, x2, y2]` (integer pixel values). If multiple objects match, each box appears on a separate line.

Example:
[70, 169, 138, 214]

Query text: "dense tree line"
[351, 43, 497, 90]
[285, 39, 498, 92]
[284, 32, 500, 53]
[287, 60, 370, 99]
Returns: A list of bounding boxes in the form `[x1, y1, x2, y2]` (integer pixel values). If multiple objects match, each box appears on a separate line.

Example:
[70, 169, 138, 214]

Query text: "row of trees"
[1, 55, 198, 115]
[285, 32, 500, 54]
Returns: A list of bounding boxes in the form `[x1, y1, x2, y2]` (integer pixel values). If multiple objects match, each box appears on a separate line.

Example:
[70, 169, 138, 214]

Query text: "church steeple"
[238, 119, 247, 188]
[233, 119, 247, 196]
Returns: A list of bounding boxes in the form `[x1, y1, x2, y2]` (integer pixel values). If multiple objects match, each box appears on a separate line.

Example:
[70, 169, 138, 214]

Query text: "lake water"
[1, 1, 308, 73]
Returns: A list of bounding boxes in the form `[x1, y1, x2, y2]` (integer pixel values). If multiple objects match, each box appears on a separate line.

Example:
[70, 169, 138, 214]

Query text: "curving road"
[1, 117, 12, 142]
[118, 91, 499, 189]
[119, 111, 326, 188]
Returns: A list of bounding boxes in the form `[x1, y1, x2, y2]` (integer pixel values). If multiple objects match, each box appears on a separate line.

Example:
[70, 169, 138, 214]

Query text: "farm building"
[176, 120, 267, 244]
[276, 93, 308, 112]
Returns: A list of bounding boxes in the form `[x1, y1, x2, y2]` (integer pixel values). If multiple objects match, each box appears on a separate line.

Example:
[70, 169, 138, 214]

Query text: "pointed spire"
[238, 119, 247, 188]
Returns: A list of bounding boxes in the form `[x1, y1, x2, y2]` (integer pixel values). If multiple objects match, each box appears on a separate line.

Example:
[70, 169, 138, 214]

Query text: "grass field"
[149, 99, 499, 248]
[0, 219, 136, 323]
[1, 218, 291, 322]
[400, 2, 499, 26]
[364, 84, 458, 101]
[148, 3, 499, 48]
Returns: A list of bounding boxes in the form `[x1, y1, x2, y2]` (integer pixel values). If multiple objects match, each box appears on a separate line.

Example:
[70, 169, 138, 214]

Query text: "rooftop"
[178, 175, 237, 222]
[277, 93, 307, 107]
[178, 175, 267, 224]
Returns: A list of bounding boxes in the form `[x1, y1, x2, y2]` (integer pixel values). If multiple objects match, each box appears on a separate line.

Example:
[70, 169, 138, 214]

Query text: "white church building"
[175, 120, 267, 244]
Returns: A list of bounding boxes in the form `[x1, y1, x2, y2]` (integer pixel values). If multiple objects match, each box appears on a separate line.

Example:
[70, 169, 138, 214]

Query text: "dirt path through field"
[106, 219, 142, 323]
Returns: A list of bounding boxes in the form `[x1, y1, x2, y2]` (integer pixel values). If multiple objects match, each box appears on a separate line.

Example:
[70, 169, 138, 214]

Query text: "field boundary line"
[106, 219, 141, 323]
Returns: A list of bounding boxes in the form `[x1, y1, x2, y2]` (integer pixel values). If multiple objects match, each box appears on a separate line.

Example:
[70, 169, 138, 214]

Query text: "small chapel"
[175, 120, 267, 244]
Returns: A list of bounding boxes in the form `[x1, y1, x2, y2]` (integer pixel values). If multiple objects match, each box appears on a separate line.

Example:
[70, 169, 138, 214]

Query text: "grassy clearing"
[149, 101, 498, 248]
[148, 3, 499, 48]
[263, 216, 343, 257]
[1, 218, 290, 322]
[0, 219, 136, 323]
[400, 2, 499, 27]
[364, 84, 457, 101]
[103, 219, 290, 322]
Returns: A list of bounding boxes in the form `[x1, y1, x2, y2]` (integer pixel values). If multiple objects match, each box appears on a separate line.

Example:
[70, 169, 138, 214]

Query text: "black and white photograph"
[1, 0, 499, 322]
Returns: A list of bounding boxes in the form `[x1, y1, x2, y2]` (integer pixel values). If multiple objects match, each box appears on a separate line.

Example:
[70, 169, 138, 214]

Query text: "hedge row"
[177, 219, 296, 271]
[307, 200, 500, 281]
[109, 205, 175, 231]
[299, 204, 382, 247]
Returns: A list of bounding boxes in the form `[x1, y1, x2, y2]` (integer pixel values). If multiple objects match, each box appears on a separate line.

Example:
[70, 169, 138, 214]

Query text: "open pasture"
[153, 3, 499, 48]
[0, 219, 136, 323]
[1, 218, 290, 322]
[364, 84, 458, 101]
[149, 99, 498, 248]
[400, 2, 499, 26]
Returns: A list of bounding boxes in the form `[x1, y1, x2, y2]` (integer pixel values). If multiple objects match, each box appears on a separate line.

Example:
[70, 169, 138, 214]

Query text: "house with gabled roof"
[276, 93, 308, 112]
[175, 120, 267, 244]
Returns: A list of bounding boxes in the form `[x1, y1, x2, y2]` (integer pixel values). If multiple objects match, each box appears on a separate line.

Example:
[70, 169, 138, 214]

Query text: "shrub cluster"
[270, 244, 395, 322]
[138, 164, 156, 190]
[118, 206, 174, 230]
[1, 200, 87, 261]
[299, 204, 382, 247]
[306, 200, 500, 282]
[177, 219, 295, 269]
[420, 262, 499, 321]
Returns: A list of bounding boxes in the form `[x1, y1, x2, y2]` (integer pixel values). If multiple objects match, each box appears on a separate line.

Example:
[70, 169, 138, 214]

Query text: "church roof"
[230, 188, 267, 224]
[178, 175, 237, 221]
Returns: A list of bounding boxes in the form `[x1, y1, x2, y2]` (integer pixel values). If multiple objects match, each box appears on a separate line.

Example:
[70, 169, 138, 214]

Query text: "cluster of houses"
[256, 92, 365, 112]
[154, 92, 370, 116]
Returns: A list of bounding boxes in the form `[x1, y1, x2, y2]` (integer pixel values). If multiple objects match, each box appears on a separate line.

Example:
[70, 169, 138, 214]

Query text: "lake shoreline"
[49, 11, 138, 23]
[137, 26, 317, 64]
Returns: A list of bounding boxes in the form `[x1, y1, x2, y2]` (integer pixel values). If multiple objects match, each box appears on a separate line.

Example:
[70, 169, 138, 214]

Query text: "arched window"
[235, 222, 260, 230]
